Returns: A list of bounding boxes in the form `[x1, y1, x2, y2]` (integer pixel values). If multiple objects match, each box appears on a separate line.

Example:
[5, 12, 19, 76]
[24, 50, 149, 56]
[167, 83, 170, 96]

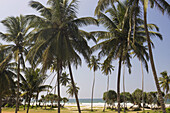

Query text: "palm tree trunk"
[27, 94, 32, 113]
[143, 4, 166, 113]
[68, 62, 81, 113]
[0, 96, 2, 113]
[117, 51, 123, 113]
[57, 62, 61, 113]
[123, 64, 126, 113]
[91, 71, 95, 111]
[107, 75, 109, 91]
[103, 75, 110, 112]
[140, 60, 144, 111]
[24, 97, 26, 110]
[15, 54, 20, 113]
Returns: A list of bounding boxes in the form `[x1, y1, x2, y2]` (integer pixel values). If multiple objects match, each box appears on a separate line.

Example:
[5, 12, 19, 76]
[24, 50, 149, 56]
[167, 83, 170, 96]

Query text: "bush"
[166, 107, 170, 112]
[133, 107, 141, 111]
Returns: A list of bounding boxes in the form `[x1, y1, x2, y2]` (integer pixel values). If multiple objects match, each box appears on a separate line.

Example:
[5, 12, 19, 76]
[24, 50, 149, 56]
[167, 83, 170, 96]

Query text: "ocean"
[67, 98, 170, 104]
[63, 98, 170, 107]
[31, 98, 170, 107]
[67, 98, 104, 103]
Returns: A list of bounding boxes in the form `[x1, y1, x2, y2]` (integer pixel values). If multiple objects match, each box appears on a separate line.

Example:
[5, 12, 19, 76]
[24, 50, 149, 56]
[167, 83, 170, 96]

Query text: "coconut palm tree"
[95, 1, 169, 112]
[128, 0, 170, 112]
[20, 67, 51, 113]
[92, 2, 136, 112]
[159, 71, 170, 95]
[27, 0, 98, 113]
[0, 15, 32, 113]
[60, 72, 70, 86]
[101, 61, 114, 111]
[66, 83, 79, 98]
[88, 55, 100, 111]
[0, 48, 16, 113]
[93, 1, 163, 112]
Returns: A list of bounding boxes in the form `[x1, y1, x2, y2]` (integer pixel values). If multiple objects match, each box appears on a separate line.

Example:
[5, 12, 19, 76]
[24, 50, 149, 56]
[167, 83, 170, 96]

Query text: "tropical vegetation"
[0, 0, 169, 113]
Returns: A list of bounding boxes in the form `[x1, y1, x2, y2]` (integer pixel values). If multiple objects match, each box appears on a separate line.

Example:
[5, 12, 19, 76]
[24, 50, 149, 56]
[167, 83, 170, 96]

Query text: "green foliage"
[103, 90, 117, 106]
[120, 92, 133, 103]
[88, 56, 100, 72]
[66, 83, 79, 97]
[159, 71, 170, 94]
[60, 72, 70, 86]
[132, 89, 142, 107]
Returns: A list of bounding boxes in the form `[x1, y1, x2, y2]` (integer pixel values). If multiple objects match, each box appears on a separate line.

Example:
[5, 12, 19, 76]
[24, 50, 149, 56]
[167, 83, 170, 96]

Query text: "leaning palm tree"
[93, 1, 163, 112]
[0, 47, 16, 113]
[0, 15, 32, 113]
[95, 1, 169, 112]
[128, 0, 170, 112]
[159, 71, 170, 95]
[26, 0, 98, 113]
[88, 55, 100, 111]
[20, 67, 51, 113]
[101, 61, 114, 111]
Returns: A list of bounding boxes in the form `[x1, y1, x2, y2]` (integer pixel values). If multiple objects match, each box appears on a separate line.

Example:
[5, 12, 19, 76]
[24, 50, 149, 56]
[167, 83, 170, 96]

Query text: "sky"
[0, 0, 170, 99]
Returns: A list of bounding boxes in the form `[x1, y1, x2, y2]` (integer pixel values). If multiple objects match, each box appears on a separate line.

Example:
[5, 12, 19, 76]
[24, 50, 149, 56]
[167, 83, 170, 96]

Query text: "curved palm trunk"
[24, 95, 28, 110]
[15, 54, 20, 113]
[0, 96, 2, 113]
[117, 51, 123, 113]
[91, 71, 95, 111]
[103, 75, 110, 112]
[123, 64, 126, 113]
[143, 4, 166, 113]
[68, 63, 81, 113]
[140, 60, 144, 111]
[26, 94, 32, 113]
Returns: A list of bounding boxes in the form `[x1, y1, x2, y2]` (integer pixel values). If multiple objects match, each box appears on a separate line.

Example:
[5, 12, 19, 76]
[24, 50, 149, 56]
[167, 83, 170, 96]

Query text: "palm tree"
[0, 15, 32, 113]
[20, 67, 50, 113]
[60, 72, 70, 86]
[95, 0, 169, 112]
[128, 0, 170, 112]
[27, 0, 98, 113]
[159, 71, 170, 95]
[93, 2, 136, 112]
[88, 55, 100, 111]
[66, 83, 80, 98]
[101, 61, 114, 111]
[93, 1, 163, 112]
[0, 47, 16, 113]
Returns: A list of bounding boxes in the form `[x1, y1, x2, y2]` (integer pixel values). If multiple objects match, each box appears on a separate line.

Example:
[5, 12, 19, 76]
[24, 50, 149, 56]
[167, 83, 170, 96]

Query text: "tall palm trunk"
[117, 51, 123, 113]
[0, 96, 2, 113]
[143, 3, 166, 113]
[68, 62, 81, 113]
[24, 95, 28, 110]
[57, 62, 61, 113]
[27, 94, 32, 113]
[15, 54, 20, 113]
[103, 74, 110, 111]
[91, 71, 96, 111]
[123, 64, 126, 113]
[140, 60, 144, 111]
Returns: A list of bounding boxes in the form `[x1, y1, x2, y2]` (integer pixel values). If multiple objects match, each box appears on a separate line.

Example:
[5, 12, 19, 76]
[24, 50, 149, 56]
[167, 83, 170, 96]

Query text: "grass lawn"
[2, 107, 166, 113]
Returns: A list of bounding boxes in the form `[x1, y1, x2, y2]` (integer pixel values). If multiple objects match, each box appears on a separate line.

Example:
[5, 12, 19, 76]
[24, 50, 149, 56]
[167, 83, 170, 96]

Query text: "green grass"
[2, 107, 168, 113]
